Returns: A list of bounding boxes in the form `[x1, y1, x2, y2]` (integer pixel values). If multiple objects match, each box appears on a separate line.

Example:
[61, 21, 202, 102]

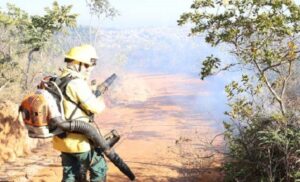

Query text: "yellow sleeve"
[66, 78, 105, 114]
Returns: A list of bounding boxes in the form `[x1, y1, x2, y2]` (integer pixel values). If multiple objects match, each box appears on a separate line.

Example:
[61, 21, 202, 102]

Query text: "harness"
[51, 74, 94, 138]
[52, 74, 93, 120]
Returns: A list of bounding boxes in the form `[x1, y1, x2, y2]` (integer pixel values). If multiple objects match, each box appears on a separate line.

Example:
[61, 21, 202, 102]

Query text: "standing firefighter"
[53, 44, 107, 182]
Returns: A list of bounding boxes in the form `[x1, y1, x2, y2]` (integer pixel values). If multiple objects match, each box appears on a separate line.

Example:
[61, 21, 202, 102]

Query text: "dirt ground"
[0, 73, 224, 182]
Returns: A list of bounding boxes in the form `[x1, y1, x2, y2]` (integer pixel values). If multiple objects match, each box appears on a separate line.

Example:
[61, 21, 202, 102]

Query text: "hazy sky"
[0, 0, 193, 28]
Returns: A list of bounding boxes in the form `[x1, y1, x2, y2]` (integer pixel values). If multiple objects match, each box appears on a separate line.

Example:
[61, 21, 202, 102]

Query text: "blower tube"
[51, 117, 135, 181]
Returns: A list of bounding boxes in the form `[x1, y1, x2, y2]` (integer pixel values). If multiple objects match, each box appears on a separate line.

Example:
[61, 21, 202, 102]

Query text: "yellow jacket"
[52, 68, 105, 153]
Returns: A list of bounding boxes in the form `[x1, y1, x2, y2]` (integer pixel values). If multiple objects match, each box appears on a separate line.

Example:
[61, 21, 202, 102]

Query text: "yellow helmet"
[65, 44, 98, 65]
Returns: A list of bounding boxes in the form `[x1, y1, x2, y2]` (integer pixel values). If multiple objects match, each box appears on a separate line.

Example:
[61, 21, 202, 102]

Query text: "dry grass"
[173, 131, 225, 181]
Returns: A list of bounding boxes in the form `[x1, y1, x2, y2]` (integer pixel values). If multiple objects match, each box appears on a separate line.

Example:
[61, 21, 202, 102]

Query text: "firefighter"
[52, 44, 107, 182]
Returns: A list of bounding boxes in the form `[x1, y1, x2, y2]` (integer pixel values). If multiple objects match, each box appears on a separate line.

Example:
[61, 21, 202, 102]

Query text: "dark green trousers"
[61, 150, 107, 182]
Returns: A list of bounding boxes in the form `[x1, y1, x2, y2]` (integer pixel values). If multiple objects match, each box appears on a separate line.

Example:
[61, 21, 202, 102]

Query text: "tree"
[0, 4, 30, 93]
[85, 0, 118, 45]
[22, 1, 77, 88]
[0, 1, 78, 101]
[178, 0, 300, 115]
[179, 0, 300, 181]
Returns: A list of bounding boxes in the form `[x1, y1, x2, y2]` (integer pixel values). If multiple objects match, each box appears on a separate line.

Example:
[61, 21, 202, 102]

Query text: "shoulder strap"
[56, 75, 92, 120]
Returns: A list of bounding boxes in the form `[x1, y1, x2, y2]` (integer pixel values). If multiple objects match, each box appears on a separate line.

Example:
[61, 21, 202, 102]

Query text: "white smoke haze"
[77, 27, 236, 130]
[53, 26, 238, 131]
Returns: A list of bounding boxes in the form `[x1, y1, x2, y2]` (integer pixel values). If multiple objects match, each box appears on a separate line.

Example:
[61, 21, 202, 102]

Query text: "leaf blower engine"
[20, 88, 62, 138]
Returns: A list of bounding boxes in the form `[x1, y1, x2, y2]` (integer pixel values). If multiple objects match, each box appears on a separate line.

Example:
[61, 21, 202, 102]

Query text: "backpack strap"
[55, 74, 93, 121]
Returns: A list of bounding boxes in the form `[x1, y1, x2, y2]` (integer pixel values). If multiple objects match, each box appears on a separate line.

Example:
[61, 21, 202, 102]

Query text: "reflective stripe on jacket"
[52, 68, 105, 153]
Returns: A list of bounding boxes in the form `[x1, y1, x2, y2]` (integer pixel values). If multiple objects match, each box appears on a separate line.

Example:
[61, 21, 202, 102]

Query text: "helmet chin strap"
[66, 63, 81, 73]
[78, 62, 82, 72]
[66, 61, 90, 80]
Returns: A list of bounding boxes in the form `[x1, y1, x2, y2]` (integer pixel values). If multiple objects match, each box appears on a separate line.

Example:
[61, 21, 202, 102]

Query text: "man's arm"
[66, 79, 105, 114]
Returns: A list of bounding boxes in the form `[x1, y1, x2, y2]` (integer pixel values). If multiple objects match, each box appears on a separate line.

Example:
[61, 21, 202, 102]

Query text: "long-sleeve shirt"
[53, 68, 105, 153]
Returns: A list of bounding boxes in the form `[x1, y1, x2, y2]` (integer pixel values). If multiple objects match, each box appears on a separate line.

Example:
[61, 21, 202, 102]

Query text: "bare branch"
[262, 61, 289, 73]
[252, 58, 285, 115]
[280, 61, 293, 107]
[0, 81, 10, 93]
[214, 63, 242, 74]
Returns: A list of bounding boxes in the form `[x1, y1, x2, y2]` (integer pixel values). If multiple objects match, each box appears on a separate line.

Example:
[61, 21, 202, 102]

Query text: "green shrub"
[224, 115, 300, 181]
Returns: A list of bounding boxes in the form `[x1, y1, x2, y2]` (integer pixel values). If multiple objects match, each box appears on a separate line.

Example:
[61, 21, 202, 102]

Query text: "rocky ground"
[0, 73, 224, 182]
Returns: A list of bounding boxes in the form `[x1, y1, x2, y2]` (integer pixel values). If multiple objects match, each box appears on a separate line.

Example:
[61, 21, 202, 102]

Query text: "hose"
[51, 117, 135, 181]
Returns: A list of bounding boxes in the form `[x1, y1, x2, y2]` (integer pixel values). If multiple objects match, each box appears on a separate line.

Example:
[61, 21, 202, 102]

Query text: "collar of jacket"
[60, 67, 86, 80]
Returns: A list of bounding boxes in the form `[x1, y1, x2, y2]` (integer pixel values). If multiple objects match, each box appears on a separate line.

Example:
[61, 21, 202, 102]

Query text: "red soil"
[0, 73, 224, 182]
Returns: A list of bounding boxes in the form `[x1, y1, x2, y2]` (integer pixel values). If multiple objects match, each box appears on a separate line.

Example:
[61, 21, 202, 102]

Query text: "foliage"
[179, 0, 300, 181]
[85, 0, 118, 18]
[178, 0, 300, 115]
[200, 55, 220, 80]
[0, 4, 29, 94]
[223, 115, 300, 181]
[0, 2, 78, 100]
[23, 1, 77, 88]
[23, 1, 77, 50]
[0, 2, 78, 90]
[72, 0, 118, 47]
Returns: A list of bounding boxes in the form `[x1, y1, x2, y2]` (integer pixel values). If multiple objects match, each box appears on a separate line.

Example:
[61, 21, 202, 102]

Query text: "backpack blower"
[19, 73, 135, 181]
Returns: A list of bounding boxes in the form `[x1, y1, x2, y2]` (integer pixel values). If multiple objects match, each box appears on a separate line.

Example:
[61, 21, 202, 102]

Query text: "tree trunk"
[25, 47, 39, 89]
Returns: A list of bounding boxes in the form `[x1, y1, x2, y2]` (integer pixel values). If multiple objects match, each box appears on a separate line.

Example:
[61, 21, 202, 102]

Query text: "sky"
[0, 0, 193, 29]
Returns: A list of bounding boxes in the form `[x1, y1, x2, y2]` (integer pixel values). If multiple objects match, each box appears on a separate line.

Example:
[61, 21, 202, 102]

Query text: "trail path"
[0, 73, 224, 182]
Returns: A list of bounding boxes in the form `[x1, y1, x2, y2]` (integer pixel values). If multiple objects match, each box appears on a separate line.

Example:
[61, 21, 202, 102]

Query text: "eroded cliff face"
[0, 101, 47, 164]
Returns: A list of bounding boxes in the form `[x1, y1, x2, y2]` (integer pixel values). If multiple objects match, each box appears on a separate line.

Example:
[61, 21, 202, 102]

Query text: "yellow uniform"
[52, 68, 105, 153]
